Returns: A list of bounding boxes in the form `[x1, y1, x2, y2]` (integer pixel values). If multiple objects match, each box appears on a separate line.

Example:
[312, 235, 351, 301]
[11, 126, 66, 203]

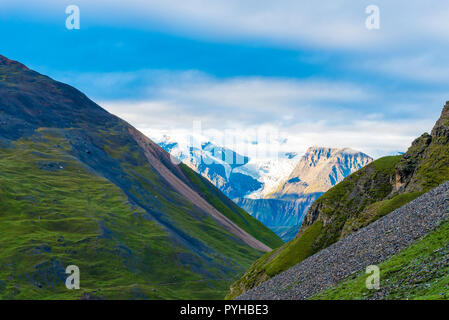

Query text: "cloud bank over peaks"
[98, 71, 439, 159]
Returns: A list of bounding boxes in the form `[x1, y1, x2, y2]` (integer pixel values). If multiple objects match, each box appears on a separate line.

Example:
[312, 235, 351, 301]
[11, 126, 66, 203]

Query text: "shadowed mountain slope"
[0, 55, 282, 299]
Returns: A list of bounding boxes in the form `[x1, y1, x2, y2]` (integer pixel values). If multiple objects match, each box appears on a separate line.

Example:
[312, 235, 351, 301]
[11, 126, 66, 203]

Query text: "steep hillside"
[227, 102, 449, 299]
[0, 55, 282, 299]
[237, 181, 449, 300]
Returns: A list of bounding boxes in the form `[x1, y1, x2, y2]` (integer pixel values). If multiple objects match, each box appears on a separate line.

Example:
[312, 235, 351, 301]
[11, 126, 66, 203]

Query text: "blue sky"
[2, 0, 449, 158]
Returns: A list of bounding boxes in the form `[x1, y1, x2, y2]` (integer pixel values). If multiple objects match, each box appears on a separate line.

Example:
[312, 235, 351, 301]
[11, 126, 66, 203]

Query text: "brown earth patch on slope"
[129, 126, 272, 252]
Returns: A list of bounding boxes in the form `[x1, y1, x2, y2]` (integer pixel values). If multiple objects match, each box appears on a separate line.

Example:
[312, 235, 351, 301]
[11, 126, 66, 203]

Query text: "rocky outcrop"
[432, 101, 449, 139]
[394, 101, 449, 194]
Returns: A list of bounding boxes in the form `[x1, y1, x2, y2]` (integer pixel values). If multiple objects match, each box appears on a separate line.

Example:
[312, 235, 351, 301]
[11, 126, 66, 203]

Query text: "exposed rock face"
[183, 144, 263, 200]
[432, 101, 449, 138]
[393, 133, 432, 193]
[270, 147, 373, 199]
[394, 101, 449, 194]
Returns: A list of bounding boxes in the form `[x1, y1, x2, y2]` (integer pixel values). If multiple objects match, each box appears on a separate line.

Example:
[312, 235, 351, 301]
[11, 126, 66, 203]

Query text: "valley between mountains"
[1, 54, 449, 300]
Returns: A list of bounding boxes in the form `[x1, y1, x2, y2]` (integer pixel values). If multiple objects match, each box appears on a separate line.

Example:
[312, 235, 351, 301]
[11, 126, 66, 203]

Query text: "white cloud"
[100, 72, 375, 128]
[100, 71, 440, 159]
[138, 118, 428, 160]
[282, 119, 429, 159]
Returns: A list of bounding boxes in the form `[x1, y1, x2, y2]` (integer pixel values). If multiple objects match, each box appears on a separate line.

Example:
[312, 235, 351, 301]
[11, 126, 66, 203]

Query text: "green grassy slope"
[312, 220, 449, 300]
[0, 130, 263, 299]
[228, 102, 449, 298]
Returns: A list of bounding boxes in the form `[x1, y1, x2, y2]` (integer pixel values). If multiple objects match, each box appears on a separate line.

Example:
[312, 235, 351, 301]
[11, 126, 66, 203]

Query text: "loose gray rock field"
[237, 181, 449, 300]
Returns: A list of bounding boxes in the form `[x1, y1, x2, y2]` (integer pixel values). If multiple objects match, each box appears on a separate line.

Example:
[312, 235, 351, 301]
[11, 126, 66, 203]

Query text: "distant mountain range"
[154, 133, 301, 200]
[155, 133, 373, 241]
[0, 55, 282, 300]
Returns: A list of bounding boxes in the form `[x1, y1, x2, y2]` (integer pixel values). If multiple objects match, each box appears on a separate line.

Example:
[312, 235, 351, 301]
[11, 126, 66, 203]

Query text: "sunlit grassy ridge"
[229, 103, 449, 298]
